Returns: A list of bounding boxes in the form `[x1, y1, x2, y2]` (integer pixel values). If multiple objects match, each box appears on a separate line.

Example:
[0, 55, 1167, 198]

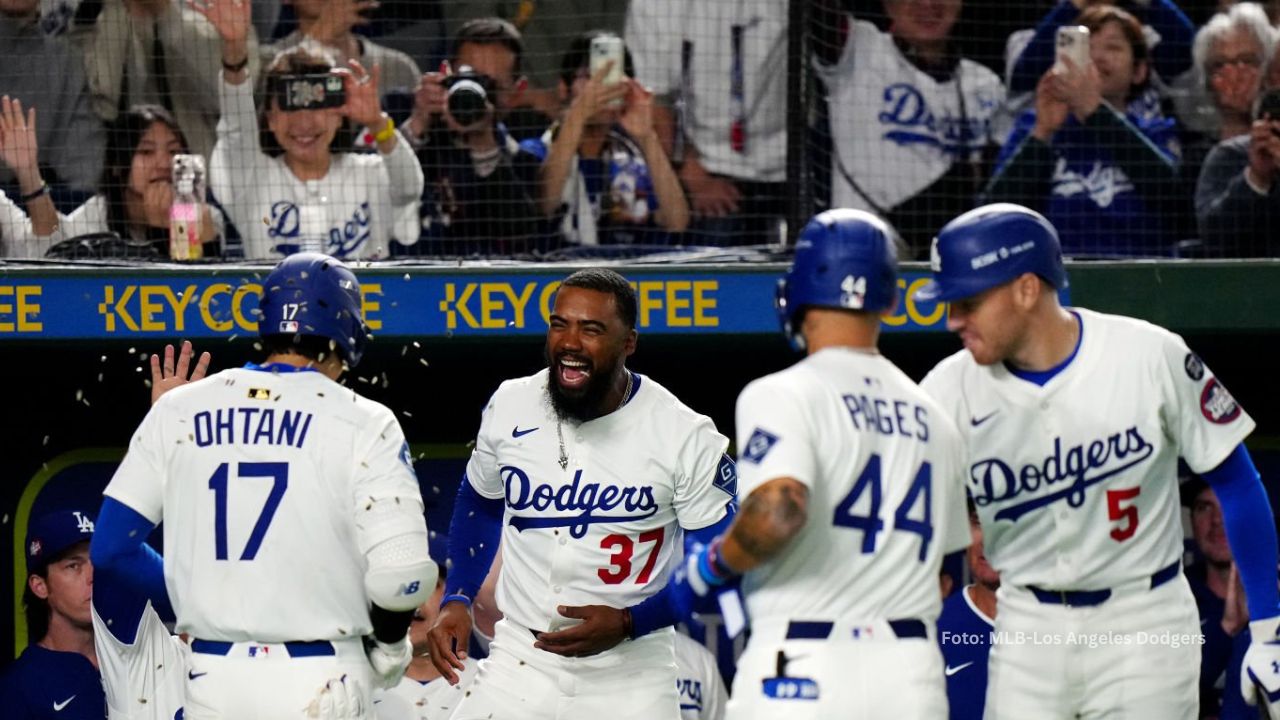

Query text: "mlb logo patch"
[741, 428, 780, 464]
[278, 320, 299, 333]
[248, 646, 269, 657]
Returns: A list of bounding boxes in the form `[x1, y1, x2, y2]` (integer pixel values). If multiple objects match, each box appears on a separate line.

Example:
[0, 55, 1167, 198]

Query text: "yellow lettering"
[665, 281, 692, 327]
[905, 278, 946, 326]
[479, 284, 506, 329]
[138, 286, 167, 332]
[453, 283, 479, 329]
[232, 284, 261, 332]
[538, 281, 562, 325]
[200, 284, 234, 332]
[155, 285, 197, 332]
[637, 281, 663, 327]
[692, 281, 718, 327]
[361, 283, 382, 331]
[502, 282, 537, 329]
[106, 286, 139, 332]
[0, 286, 12, 332]
[16, 286, 41, 332]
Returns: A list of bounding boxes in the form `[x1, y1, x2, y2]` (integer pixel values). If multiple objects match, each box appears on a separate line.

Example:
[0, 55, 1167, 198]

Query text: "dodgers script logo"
[971, 427, 1153, 522]
[878, 83, 994, 154]
[502, 465, 659, 538]
[267, 200, 372, 257]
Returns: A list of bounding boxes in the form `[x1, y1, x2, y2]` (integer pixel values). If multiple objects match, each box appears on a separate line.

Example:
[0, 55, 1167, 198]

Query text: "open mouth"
[556, 356, 592, 389]
[289, 133, 324, 150]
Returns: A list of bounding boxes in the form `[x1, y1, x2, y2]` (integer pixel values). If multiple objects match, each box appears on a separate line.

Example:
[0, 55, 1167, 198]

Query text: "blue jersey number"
[209, 462, 289, 560]
[832, 454, 933, 561]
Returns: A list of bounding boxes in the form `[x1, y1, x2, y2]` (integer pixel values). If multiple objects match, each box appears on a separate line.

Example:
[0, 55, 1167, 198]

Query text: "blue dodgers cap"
[26, 510, 95, 575]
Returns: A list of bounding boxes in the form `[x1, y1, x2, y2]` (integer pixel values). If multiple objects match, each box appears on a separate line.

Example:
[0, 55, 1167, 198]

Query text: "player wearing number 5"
[429, 268, 738, 720]
[675, 210, 970, 719]
[917, 204, 1280, 719]
[91, 253, 436, 718]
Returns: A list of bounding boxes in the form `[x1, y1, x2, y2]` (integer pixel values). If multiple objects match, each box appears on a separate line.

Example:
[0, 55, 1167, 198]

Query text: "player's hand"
[1223, 563, 1249, 636]
[532, 605, 629, 657]
[1241, 616, 1280, 717]
[427, 600, 473, 684]
[305, 673, 367, 719]
[150, 341, 212, 405]
[365, 636, 412, 689]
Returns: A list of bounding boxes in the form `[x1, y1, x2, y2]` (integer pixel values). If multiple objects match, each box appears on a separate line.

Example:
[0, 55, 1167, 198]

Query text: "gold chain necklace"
[557, 371, 632, 471]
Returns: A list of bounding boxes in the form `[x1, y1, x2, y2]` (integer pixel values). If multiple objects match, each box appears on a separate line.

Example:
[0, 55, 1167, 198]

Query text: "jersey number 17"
[208, 461, 289, 560]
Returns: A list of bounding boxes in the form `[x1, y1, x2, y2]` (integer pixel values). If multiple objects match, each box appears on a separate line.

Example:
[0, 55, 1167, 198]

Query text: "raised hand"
[1032, 69, 1071, 141]
[150, 341, 212, 405]
[189, 0, 252, 46]
[336, 60, 385, 129]
[0, 96, 41, 189]
[619, 79, 656, 142]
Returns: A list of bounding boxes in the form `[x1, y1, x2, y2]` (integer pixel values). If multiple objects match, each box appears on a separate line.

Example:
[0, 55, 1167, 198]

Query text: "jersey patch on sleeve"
[399, 441, 418, 475]
[714, 454, 738, 497]
[1200, 379, 1241, 424]
[1184, 352, 1204, 381]
[741, 428, 780, 465]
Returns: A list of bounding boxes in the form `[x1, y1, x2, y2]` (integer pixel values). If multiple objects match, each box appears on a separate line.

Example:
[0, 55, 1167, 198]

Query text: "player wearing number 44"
[428, 268, 739, 720]
[672, 209, 972, 719]
[91, 253, 437, 719]
[916, 203, 1280, 720]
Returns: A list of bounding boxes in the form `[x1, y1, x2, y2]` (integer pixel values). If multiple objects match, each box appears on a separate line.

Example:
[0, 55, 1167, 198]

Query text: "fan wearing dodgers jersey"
[198, 0, 423, 260]
[672, 210, 970, 719]
[917, 203, 1280, 719]
[812, 0, 1005, 258]
[90, 253, 436, 719]
[427, 268, 739, 720]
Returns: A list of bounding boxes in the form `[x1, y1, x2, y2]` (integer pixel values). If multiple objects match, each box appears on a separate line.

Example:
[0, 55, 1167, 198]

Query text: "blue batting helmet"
[914, 203, 1068, 304]
[776, 209, 901, 351]
[258, 253, 369, 367]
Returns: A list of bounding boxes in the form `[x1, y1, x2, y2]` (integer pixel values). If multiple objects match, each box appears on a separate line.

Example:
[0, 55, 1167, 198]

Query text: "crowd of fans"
[1, 0, 1279, 260]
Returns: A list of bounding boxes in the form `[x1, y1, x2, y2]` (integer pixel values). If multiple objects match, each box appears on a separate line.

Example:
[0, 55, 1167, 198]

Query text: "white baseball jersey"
[377, 659, 479, 720]
[466, 369, 736, 633]
[211, 77, 423, 260]
[921, 308, 1254, 590]
[817, 18, 1005, 212]
[103, 365, 426, 641]
[626, 0, 787, 182]
[92, 602, 188, 720]
[735, 347, 969, 626]
[674, 632, 727, 720]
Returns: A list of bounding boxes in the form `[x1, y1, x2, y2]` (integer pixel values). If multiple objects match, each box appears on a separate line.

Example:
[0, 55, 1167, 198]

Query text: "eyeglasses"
[1208, 54, 1263, 74]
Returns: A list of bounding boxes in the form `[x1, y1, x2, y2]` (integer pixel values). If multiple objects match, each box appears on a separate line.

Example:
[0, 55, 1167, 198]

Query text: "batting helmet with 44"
[258, 252, 369, 367]
[777, 209, 901, 351]
[914, 203, 1068, 304]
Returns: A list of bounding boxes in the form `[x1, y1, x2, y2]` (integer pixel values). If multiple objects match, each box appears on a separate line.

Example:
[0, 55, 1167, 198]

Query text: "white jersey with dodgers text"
[817, 18, 1006, 213]
[466, 369, 736, 633]
[920, 308, 1255, 590]
[735, 347, 970, 625]
[103, 366, 426, 641]
[674, 631, 727, 720]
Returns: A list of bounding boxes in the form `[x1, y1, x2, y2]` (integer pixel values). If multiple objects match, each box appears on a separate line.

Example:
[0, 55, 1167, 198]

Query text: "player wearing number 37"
[428, 268, 738, 720]
[672, 209, 971, 719]
[916, 204, 1280, 719]
[91, 253, 437, 718]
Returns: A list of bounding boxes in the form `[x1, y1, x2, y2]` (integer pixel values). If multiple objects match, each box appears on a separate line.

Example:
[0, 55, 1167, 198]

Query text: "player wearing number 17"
[678, 210, 970, 718]
[916, 204, 1280, 719]
[91, 252, 437, 718]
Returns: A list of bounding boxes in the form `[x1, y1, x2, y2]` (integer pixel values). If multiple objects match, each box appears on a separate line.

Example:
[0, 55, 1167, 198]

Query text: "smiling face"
[885, 0, 962, 46]
[267, 100, 342, 167]
[128, 121, 183, 197]
[544, 286, 636, 422]
[1090, 20, 1148, 107]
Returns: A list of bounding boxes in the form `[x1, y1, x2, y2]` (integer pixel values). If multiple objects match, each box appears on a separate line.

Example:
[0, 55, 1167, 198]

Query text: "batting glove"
[1242, 616, 1280, 719]
[306, 674, 367, 719]
[366, 636, 413, 689]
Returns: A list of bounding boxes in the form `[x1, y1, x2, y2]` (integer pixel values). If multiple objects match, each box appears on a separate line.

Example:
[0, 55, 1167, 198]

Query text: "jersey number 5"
[832, 454, 933, 562]
[209, 462, 289, 560]
[1106, 487, 1141, 542]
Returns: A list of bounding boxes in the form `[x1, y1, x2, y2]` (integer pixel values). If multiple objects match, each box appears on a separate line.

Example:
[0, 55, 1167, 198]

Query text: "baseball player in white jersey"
[90, 254, 436, 719]
[672, 209, 970, 719]
[673, 630, 728, 720]
[427, 268, 739, 720]
[915, 203, 1280, 719]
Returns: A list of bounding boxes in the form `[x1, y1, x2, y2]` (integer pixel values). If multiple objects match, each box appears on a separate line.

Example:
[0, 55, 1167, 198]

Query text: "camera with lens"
[442, 66, 497, 128]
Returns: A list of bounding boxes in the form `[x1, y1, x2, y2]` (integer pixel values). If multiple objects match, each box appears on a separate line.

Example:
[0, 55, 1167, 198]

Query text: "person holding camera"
[1195, 45, 1280, 257]
[200, 0, 423, 260]
[524, 32, 688, 247]
[402, 18, 547, 255]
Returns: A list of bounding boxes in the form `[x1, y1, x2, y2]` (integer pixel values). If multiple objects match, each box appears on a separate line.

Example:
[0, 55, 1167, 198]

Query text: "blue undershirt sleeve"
[90, 497, 173, 624]
[445, 474, 504, 600]
[1202, 444, 1280, 620]
[629, 503, 737, 637]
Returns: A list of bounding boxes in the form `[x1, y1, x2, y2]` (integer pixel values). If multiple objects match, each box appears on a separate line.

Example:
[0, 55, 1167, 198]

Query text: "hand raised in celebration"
[150, 340, 212, 405]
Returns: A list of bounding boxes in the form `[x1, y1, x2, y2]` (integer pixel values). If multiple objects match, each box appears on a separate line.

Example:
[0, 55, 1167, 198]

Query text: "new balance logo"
[512, 426, 539, 438]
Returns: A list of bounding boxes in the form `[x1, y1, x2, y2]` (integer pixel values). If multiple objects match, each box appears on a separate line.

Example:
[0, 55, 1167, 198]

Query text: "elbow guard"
[364, 532, 438, 612]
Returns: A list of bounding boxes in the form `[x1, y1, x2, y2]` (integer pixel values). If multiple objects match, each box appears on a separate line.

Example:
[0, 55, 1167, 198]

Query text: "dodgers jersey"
[920, 308, 1254, 590]
[735, 347, 970, 625]
[103, 365, 426, 641]
[674, 631, 727, 720]
[466, 369, 736, 633]
[937, 586, 994, 720]
[211, 77, 424, 260]
[817, 19, 1005, 212]
[378, 658, 479, 720]
[92, 602, 187, 720]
